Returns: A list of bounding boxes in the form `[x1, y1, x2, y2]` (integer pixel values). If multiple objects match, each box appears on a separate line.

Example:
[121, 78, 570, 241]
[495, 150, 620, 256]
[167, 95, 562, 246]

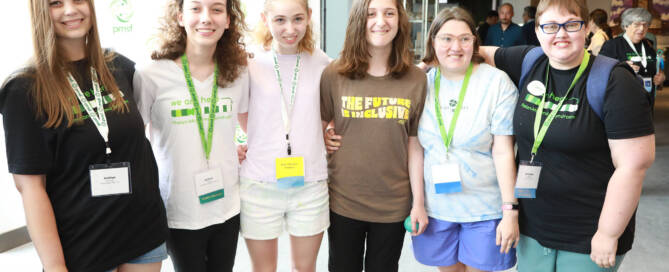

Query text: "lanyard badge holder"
[624, 34, 652, 93]
[273, 52, 305, 189]
[515, 51, 590, 198]
[69, 68, 132, 197]
[430, 64, 473, 194]
[181, 55, 225, 204]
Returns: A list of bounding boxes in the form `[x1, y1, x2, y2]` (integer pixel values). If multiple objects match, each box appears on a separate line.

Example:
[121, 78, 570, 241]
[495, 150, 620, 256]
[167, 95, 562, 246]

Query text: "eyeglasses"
[628, 22, 649, 29]
[538, 21, 585, 34]
[434, 34, 476, 47]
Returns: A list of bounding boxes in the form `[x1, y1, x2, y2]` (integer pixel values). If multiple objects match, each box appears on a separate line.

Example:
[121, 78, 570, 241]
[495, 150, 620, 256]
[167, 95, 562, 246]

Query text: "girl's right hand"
[237, 144, 248, 164]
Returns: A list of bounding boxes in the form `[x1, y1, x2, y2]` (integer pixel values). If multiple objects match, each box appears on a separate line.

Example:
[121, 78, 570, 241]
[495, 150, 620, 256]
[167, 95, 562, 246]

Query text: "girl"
[0, 0, 168, 271]
[133, 0, 248, 271]
[481, 0, 655, 270]
[411, 7, 518, 272]
[319, 0, 428, 271]
[239, 0, 330, 271]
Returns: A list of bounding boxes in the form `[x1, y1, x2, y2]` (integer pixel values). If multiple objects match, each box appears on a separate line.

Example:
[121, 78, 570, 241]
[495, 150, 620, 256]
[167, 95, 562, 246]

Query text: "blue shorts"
[411, 217, 516, 271]
[105, 242, 167, 271]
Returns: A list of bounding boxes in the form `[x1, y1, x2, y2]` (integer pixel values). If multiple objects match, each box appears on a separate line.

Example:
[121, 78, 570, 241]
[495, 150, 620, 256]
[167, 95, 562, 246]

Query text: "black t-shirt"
[599, 36, 658, 97]
[0, 54, 167, 272]
[495, 46, 654, 254]
[521, 20, 540, 46]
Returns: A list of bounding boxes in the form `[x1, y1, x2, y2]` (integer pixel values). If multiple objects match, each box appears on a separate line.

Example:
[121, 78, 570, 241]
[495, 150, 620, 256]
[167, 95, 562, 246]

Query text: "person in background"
[0, 0, 168, 271]
[600, 7, 665, 111]
[411, 6, 519, 272]
[522, 6, 540, 45]
[133, 0, 249, 271]
[480, 0, 655, 270]
[586, 9, 611, 55]
[478, 10, 499, 46]
[485, 3, 525, 47]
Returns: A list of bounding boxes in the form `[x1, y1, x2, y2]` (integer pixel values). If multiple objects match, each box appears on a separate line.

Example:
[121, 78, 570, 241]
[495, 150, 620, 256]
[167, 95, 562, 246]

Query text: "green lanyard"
[531, 50, 590, 162]
[434, 63, 473, 154]
[181, 55, 219, 161]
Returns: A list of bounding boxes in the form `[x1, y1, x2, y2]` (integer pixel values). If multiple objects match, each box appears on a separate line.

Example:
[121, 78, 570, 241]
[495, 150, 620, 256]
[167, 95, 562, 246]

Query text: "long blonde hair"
[152, 0, 248, 87]
[253, 0, 315, 54]
[27, 0, 126, 128]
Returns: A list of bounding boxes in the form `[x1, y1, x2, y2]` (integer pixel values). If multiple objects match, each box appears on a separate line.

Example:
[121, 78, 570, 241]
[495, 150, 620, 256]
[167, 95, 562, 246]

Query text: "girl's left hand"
[496, 211, 519, 253]
[410, 205, 429, 236]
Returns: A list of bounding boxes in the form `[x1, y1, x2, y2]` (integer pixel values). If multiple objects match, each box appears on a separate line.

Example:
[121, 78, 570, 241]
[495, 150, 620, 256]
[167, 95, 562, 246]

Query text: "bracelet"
[502, 201, 519, 205]
[501, 204, 519, 211]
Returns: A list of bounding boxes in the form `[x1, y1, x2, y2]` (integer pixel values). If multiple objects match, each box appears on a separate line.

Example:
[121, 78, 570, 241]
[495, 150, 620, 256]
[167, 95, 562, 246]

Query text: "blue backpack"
[518, 47, 619, 120]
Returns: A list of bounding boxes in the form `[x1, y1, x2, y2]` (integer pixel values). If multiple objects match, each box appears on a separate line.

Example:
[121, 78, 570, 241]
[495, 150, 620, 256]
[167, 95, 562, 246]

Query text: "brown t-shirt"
[320, 64, 427, 223]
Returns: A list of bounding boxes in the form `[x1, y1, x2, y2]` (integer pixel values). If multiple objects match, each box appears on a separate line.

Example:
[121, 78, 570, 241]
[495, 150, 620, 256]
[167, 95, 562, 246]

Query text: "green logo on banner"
[110, 0, 134, 33]
[111, 0, 134, 23]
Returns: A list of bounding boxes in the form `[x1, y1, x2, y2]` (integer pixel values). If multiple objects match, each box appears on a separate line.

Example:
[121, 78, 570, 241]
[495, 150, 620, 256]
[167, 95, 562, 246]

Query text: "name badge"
[643, 77, 653, 93]
[194, 168, 225, 204]
[275, 156, 305, 189]
[515, 160, 543, 198]
[90, 162, 131, 197]
[431, 163, 462, 194]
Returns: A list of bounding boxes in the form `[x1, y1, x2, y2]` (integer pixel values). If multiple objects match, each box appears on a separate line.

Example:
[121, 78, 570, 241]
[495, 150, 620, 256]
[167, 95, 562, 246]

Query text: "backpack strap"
[519, 47, 545, 88]
[586, 55, 618, 120]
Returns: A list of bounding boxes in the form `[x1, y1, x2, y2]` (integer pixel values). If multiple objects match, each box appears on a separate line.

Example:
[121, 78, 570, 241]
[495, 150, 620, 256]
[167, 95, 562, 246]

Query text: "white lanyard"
[67, 67, 111, 156]
[272, 52, 301, 155]
[623, 34, 647, 68]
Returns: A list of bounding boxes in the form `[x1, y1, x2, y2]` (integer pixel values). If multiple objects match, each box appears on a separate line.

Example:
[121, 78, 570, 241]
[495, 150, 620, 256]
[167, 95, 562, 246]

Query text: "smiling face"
[536, 7, 586, 70]
[179, 0, 229, 50]
[49, 0, 92, 44]
[365, 0, 399, 52]
[434, 19, 474, 75]
[262, 0, 310, 54]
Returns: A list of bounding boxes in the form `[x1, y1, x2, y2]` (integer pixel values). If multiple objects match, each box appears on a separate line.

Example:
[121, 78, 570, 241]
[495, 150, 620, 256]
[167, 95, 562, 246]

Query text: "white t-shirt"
[241, 47, 329, 182]
[133, 59, 249, 230]
[418, 64, 517, 222]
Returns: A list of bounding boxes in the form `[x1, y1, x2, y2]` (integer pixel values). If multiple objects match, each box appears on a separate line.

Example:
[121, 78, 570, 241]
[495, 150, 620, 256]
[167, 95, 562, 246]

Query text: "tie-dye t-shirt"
[418, 63, 517, 222]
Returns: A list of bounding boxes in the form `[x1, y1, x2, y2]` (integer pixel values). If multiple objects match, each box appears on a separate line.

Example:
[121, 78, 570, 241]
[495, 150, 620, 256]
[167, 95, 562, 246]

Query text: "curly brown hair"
[336, 0, 413, 80]
[151, 0, 247, 87]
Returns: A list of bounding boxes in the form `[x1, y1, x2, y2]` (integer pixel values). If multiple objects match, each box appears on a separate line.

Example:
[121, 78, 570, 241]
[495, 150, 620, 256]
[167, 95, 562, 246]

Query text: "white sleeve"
[132, 66, 157, 125]
[237, 67, 250, 114]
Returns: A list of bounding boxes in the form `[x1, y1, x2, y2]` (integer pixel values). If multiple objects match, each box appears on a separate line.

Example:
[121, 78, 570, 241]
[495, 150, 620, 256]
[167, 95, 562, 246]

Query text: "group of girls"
[0, 0, 655, 272]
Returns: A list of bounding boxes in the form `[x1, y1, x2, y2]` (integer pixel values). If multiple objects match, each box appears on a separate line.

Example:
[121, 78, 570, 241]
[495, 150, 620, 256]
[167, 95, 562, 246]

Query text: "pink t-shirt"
[241, 46, 330, 182]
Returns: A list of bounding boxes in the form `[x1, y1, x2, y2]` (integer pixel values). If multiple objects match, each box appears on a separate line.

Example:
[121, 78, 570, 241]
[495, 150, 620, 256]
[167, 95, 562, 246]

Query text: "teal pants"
[517, 235, 625, 272]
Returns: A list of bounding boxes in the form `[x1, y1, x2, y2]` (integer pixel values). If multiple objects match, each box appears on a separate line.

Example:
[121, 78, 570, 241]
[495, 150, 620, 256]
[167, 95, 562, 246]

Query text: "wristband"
[502, 204, 519, 211]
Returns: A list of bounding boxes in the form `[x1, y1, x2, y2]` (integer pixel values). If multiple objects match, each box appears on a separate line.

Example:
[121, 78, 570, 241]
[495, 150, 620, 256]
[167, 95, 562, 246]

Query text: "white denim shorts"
[240, 177, 330, 240]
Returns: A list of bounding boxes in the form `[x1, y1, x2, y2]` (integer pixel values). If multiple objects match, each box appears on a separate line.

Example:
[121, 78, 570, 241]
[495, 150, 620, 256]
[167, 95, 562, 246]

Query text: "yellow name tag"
[275, 156, 305, 188]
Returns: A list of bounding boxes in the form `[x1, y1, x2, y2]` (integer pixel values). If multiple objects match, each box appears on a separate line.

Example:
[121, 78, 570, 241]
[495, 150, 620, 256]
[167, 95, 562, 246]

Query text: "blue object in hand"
[404, 216, 419, 233]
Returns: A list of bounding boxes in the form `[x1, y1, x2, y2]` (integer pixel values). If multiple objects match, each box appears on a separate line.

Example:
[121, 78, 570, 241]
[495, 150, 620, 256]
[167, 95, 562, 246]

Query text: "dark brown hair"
[536, 0, 589, 27]
[26, 0, 126, 128]
[151, 0, 248, 87]
[253, 0, 315, 54]
[336, 0, 413, 79]
[589, 8, 611, 39]
[422, 7, 484, 66]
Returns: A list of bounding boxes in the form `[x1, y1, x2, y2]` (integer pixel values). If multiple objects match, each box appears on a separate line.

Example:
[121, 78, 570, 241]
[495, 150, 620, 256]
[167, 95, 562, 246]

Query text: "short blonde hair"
[536, 0, 589, 27]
